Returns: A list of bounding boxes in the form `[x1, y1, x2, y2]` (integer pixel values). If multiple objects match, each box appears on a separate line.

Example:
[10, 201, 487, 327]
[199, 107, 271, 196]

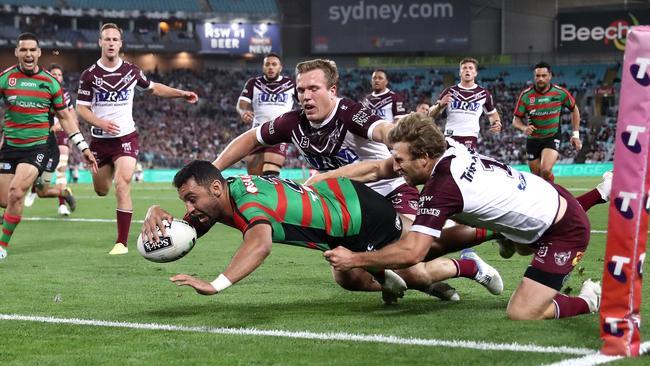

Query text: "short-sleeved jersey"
[361, 89, 407, 122]
[437, 84, 497, 138]
[238, 75, 296, 128]
[514, 84, 576, 139]
[51, 89, 73, 126]
[256, 98, 407, 196]
[0, 65, 65, 148]
[411, 139, 559, 244]
[229, 175, 362, 250]
[76, 58, 153, 138]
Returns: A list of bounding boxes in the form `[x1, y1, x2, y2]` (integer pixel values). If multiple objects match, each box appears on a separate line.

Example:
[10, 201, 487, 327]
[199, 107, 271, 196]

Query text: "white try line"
[0, 313, 594, 356]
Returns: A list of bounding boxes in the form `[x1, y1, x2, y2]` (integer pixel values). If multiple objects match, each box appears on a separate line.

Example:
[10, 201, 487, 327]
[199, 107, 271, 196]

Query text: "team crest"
[554, 251, 571, 266]
[529, 96, 535, 103]
[8, 77, 16, 87]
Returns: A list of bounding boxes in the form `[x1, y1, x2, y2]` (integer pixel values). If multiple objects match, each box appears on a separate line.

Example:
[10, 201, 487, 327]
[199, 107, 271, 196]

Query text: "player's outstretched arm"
[305, 158, 397, 185]
[323, 231, 433, 271]
[151, 82, 198, 103]
[213, 129, 262, 170]
[170, 224, 273, 296]
[141, 205, 174, 243]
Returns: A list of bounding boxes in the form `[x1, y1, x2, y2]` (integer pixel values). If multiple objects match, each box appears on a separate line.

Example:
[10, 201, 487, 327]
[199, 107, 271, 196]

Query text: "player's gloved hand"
[170, 274, 217, 295]
[142, 205, 174, 243]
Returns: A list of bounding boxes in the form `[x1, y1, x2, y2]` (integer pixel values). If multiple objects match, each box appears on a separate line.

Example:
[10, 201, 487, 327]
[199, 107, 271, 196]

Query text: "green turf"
[1, 177, 648, 365]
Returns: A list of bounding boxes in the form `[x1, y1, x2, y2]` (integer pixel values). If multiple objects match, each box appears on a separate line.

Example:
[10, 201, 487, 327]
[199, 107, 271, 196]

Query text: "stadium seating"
[67, 0, 202, 12]
[2, 0, 58, 6]
[207, 0, 279, 14]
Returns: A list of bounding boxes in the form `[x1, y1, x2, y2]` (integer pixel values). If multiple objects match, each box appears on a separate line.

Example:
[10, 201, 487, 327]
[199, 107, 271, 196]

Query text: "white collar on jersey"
[308, 98, 341, 129]
[457, 83, 478, 90]
[97, 58, 123, 72]
[371, 88, 390, 97]
[263, 75, 283, 82]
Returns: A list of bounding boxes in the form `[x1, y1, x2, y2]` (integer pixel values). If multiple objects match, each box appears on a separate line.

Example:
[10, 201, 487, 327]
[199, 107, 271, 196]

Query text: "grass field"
[1, 176, 648, 365]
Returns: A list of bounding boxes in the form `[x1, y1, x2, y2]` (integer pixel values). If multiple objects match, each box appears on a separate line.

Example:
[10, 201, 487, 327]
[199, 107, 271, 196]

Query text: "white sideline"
[0, 313, 595, 356]
[545, 341, 650, 366]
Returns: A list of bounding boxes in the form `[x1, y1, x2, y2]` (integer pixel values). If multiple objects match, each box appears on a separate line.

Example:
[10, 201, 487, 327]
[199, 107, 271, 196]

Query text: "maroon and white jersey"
[256, 98, 407, 196]
[437, 84, 497, 138]
[361, 89, 407, 122]
[411, 139, 559, 244]
[239, 75, 296, 128]
[77, 59, 153, 138]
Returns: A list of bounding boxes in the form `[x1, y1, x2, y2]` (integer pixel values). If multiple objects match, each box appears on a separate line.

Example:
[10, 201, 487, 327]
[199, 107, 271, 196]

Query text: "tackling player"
[76, 23, 198, 255]
[141, 160, 502, 302]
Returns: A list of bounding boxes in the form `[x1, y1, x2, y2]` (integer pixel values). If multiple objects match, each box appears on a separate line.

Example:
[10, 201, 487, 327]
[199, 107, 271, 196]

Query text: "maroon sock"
[450, 258, 478, 278]
[58, 196, 65, 205]
[575, 189, 606, 212]
[31, 186, 36, 193]
[116, 209, 133, 245]
[552, 294, 590, 318]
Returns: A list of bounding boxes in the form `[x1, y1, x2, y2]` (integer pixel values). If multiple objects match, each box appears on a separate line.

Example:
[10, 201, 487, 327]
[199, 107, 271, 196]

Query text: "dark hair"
[460, 57, 478, 69]
[173, 160, 225, 189]
[388, 112, 446, 159]
[373, 69, 387, 77]
[49, 63, 64, 73]
[16, 32, 39, 46]
[534, 61, 552, 73]
[264, 52, 282, 62]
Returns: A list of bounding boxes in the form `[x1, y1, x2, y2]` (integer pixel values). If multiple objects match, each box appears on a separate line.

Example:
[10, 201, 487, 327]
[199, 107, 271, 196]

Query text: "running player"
[428, 57, 501, 150]
[76, 23, 198, 255]
[237, 53, 296, 176]
[361, 69, 407, 122]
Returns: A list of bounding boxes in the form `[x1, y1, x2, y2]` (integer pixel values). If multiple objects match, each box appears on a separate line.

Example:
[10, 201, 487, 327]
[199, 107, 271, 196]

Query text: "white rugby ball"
[137, 219, 197, 263]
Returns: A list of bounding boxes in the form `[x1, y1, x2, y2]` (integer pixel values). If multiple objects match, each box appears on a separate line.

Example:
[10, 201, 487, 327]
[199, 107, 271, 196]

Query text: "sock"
[0, 213, 22, 247]
[58, 195, 65, 205]
[116, 209, 133, 246]
[552, 293, 590, 319]
[575, 189, 606, 212]
[450, 258, 478, 278]
[31, 186, 36, 193]
[475, 228, 500, 242]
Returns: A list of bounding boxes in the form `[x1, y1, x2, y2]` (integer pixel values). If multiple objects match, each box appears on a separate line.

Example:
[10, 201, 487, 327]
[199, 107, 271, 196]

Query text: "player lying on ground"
[319, 113, 602, 320]
[141, 160, 504, 303]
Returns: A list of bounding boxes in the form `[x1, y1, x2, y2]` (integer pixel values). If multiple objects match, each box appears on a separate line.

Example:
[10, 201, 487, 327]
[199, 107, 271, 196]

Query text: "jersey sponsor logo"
[94, 89, 131, 103]
[449, 100, 480, 112]
[121, 73, 135, 85]
[419, 195, 433, 204]
[517, 172, 527, 191]
[121, 142, 133, 153]
[374, 109, 386, 118]
[351, 109, 370, 126]
[241, 175, 259, 194]
[555, 251, 572, 266]
[460, 154, 479, 182]
[417, 207, 440, 216]
[15, 100, 47, 109]
[258, 92, 289, 103]
[8, 77, 16, 87]
[78, 89, 91, 96]
[20, 81, 37, 88]
[304, 148, 359, 170]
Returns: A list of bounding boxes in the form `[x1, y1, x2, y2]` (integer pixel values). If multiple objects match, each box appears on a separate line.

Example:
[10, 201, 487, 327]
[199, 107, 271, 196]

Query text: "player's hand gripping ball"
[137, 219, 197, 263]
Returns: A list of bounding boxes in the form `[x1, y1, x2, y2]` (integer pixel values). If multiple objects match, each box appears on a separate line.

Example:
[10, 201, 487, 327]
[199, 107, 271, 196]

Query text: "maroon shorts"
[251, 143, 288, 158]
[386, 183, 419, 215]
[529, 184, 590, 275]
[451, 136, 478, 151]
[90, 131, 140, 168]
[55, 131, 69, 146]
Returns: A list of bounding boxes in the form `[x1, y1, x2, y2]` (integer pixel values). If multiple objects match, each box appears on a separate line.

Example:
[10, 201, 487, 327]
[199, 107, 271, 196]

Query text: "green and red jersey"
[0, 65, 65, 148]
[228, 175, 362, 251]
[514, 84, 576, 139]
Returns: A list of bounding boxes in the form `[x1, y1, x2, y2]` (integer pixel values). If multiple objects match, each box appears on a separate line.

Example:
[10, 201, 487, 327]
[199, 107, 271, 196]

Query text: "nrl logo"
[8, 77, 16, 87]
[94, 76, 103, 86]
[529, 96, 535, 103]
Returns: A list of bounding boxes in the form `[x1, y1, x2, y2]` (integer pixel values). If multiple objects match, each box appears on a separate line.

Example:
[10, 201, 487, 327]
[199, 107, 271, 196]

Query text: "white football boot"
[0, 246, 6, 259]
[24, 191, 37, 207]
[579, 279, 602, 313]
[58, 204, 71, 216]
[380, 269, 407, 304]
[596, 171, 613, 202]
[460, 249, 504, 295]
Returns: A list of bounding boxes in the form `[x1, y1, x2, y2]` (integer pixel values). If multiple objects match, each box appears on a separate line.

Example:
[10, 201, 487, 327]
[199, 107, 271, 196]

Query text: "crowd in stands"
[28, 63, 618, 170]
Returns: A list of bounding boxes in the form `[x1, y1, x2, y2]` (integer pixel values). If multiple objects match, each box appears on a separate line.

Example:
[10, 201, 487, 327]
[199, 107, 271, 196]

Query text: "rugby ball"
[137, 219, 197, 263]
